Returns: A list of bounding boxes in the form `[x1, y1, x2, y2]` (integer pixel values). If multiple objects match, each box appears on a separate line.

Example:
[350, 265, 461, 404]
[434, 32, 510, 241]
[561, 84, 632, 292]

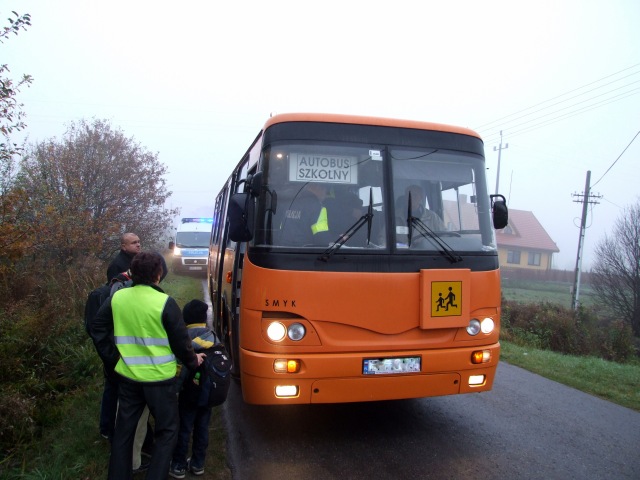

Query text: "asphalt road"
[221, 362, 640, 480]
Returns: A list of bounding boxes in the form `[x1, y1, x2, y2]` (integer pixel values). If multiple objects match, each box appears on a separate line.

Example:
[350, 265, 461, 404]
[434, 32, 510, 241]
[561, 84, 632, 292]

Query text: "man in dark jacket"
[107, 232, 168, 283]
[91, 252, 205, 480]
[107, 233, 141, 282]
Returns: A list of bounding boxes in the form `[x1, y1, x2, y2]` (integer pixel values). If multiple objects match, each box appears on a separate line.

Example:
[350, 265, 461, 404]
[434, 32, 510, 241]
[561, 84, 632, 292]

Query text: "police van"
[169, 217, 213, 275]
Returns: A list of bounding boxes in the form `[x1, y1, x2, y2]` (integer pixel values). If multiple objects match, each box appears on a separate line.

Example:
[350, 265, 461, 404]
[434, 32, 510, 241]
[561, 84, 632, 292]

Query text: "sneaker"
[190, 464, 205, 476]
[187, 457, 205, 476]
[168, 464, 187, 479]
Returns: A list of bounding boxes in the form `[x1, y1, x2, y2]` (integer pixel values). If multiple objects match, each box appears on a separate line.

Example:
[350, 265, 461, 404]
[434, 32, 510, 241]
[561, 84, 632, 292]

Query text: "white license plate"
[362, 356, 421, 375]
[188, 266, 203, 270]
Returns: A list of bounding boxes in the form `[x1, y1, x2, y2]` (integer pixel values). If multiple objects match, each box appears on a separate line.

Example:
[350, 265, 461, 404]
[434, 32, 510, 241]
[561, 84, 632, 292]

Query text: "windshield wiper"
[405, 193, 462, 263]
[319, 189, 375, 262]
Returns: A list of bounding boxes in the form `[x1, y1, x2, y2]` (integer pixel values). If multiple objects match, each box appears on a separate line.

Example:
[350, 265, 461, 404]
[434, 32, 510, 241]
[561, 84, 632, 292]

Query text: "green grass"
[502, 279, 598, 309]
[501, 341, 640, 411]
[161, 271, 207, 308]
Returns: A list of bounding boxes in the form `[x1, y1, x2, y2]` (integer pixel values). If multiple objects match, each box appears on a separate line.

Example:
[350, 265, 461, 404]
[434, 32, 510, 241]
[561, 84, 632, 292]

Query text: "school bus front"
[237, 258, 500, 404]
[209, 113, 508, 405]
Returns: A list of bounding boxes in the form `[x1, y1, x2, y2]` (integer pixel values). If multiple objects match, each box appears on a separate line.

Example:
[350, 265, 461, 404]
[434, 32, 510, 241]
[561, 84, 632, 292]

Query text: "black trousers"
[108, 378, 178, 480]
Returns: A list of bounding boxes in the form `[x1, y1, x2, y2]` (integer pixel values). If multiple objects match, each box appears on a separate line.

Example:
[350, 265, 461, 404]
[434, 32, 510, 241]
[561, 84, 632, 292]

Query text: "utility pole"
[571, 171, 601, 310]
[493, 131, 509, 194]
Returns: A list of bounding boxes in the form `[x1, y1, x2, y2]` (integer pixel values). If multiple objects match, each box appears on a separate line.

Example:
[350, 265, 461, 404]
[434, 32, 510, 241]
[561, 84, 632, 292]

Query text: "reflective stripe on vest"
[112, 285, 176, 382]
[311, 207, 329, 235]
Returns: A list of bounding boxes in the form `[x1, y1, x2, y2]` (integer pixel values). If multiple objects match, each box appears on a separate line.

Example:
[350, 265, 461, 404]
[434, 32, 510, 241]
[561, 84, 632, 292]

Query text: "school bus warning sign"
[431, 281, 462, 317]
[419, 269, 470, 329]
[289, 153, 358, 184]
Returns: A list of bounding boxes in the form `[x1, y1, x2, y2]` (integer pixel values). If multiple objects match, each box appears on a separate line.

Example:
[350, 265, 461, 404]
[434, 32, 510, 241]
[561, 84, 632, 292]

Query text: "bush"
[0, 257, 105, 460]
[501, 300, 636, 362]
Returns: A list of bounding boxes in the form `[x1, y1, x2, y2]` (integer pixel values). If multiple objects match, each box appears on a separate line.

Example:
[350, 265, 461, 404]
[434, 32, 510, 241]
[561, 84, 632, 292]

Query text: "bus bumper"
[239, 343, 500, 404]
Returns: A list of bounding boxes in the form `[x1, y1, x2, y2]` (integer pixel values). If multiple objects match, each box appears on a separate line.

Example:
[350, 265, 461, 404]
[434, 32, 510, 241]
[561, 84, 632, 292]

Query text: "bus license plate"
[362, 356, 421, 375]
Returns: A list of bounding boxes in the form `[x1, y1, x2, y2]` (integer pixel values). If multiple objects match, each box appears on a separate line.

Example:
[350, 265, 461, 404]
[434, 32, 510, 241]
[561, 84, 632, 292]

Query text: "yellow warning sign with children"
[431, 281, 462, 317]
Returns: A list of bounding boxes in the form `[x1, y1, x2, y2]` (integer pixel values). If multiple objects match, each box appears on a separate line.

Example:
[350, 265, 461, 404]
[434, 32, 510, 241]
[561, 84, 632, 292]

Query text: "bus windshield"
[253, 142, 496, 253]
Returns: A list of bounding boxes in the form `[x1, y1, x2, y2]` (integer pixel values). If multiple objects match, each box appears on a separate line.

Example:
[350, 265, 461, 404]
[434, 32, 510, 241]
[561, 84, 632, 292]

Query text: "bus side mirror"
[168, 241, 175, 250]
[228, 192, 254, 242]
[490, 194, 508, 230]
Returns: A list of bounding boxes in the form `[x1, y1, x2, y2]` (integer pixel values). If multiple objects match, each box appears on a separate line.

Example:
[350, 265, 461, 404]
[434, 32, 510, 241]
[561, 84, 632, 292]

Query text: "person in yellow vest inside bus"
[90, 252, 205, 480]
[279, 181, 331, 246]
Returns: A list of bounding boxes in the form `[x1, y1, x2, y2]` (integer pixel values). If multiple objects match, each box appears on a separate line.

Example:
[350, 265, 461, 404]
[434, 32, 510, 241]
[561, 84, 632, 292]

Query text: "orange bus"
[208, 113, 508, 405]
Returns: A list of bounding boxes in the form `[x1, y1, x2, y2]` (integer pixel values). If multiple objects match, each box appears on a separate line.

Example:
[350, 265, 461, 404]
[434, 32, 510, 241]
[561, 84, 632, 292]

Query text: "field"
[501, 276, 597, 309]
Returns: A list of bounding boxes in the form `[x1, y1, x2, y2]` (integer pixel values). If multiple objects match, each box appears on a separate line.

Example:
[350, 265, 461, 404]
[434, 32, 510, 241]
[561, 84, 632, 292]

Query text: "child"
[169, 299, 216, 479]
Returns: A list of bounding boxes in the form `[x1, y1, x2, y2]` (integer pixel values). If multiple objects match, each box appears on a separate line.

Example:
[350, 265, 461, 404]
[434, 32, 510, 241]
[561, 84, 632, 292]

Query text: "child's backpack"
[84, 271, 132, 335]
[182, 342, 232, 408]
[84, 283, 111, 334]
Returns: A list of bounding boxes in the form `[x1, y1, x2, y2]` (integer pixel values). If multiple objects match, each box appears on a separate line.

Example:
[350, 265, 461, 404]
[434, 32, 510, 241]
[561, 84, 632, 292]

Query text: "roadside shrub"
[501, 300, 636, 362]
[599, 320, 635, 362]
[0, 257, 105, 458]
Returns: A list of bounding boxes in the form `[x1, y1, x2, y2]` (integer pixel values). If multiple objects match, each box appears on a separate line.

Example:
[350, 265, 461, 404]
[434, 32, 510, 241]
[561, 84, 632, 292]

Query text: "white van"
[169, 217, 213, 275]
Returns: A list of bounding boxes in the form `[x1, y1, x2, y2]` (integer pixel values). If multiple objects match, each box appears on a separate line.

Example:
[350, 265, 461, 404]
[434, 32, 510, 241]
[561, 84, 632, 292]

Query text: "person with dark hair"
[169, 299, 215, 478]
[90, 252, 205, 480]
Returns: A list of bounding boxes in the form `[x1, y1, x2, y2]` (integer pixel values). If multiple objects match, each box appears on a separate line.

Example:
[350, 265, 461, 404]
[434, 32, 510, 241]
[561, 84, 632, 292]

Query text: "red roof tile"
[495, 209, 559, 252]
[442, 198, 559, 253]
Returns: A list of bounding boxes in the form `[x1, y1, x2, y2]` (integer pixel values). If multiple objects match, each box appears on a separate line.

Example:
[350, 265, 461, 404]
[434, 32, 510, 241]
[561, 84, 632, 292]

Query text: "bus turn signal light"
[471, 350, 491, 364]
[274, 359, 301, 373]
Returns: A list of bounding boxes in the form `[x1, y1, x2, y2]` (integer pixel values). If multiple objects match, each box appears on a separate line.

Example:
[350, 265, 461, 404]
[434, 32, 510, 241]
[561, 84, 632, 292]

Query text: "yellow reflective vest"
[311, 207, 329, 235]
[112, 285, 176, 382]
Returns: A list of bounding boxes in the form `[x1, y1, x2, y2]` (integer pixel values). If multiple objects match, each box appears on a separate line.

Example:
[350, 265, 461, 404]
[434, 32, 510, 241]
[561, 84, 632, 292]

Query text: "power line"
[474, 63, 640, 132]
[479, 77, 640, 137]
[482, 88, 640, 142]
[591, 130, 640, 188]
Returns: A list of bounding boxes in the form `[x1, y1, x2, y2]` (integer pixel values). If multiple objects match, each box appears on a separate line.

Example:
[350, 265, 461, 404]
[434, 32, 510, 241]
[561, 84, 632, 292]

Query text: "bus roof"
[262, 113, 481, 140]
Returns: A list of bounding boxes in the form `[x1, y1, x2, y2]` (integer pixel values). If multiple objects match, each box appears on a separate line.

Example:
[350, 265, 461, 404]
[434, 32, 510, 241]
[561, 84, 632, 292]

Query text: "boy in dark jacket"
[169, 299, 216, 478]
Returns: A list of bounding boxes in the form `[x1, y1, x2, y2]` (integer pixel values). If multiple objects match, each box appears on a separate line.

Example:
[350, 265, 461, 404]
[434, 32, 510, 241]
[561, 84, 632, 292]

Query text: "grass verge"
[500, 340, 640, 411]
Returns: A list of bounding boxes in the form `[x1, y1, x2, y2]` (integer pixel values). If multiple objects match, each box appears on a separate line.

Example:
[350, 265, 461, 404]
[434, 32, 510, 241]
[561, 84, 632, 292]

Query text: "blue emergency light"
[181, 217, 214, 224]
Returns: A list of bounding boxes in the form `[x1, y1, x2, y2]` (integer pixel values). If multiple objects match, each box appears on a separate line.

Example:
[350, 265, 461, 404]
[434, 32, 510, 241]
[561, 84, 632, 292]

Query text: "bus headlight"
[287, 323, 306, 341]
[481, 317, 495, 334]
[266, 322, 286, 342]
[467, 319, 481, 336]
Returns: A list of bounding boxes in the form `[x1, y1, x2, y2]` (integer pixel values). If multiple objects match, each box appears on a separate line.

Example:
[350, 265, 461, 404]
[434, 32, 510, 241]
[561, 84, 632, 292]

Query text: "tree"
[17, 118, 178, 264]
[592, 199, 640, 336]
[1, 11, 32, 177]
[0, 11, 33, 276]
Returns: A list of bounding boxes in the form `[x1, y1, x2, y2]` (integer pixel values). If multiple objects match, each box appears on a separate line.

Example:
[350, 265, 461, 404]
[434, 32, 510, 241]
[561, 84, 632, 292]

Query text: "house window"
[507, 250, 521, 264]
[503, 225, 514, 235]
[528, 252, 541, 266]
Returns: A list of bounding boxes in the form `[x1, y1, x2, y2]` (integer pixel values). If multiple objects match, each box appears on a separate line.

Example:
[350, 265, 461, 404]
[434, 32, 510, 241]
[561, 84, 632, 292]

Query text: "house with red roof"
[494, 208, 559, 270]
[443, 196, 559, 270]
